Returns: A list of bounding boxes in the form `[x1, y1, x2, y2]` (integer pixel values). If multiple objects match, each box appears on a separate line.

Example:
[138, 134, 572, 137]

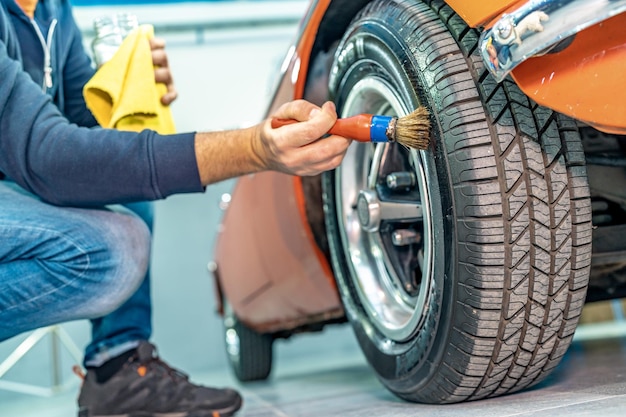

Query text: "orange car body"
[213, 0, 626, 333]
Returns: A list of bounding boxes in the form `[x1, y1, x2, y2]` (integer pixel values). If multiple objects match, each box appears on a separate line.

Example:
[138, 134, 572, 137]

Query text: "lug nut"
[386, 172, 416, 190]
[392, 229, 421, 246]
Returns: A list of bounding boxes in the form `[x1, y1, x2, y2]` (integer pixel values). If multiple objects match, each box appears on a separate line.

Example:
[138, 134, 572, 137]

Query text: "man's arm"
[0, 40, 201, 206]
[0, 41, 351, 206]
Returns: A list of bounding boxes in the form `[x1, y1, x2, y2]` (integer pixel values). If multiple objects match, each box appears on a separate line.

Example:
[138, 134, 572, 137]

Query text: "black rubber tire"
[223, 303, 273, 382]
[322, 0, 592, 404]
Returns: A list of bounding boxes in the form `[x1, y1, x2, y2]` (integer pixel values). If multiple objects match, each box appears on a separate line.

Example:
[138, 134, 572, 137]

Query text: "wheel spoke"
[378, 199, 423, 223]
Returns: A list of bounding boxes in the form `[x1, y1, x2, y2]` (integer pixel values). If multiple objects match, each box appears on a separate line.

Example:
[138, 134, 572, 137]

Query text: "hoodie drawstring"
[29, 17, 58, 92]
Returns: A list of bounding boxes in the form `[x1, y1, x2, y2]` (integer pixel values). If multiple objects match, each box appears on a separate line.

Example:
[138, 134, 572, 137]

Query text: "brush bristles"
[394, 106, 431, 150]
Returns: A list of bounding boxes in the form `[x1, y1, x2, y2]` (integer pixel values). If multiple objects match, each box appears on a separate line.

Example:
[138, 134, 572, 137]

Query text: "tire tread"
[425, 0, 591, 402]
[328, 0, 591, 404]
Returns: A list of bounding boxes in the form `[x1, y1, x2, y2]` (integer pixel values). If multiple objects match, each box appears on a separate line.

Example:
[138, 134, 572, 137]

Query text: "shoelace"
[147, 356, 199, 403]
[146, 355, 190, 383]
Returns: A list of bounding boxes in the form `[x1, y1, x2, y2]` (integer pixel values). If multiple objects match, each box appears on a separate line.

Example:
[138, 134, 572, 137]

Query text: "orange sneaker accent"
[137, 366, 147, 377]
[72, 365, 85, 381]
[212, 412, 220, 417]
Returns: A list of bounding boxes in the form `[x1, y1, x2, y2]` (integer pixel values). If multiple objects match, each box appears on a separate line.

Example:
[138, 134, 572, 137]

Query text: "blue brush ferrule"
[369, 115, 393, 142]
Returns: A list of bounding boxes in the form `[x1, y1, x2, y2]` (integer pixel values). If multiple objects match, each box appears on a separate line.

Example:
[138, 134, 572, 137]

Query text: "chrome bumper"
[479, 0, 626, 82]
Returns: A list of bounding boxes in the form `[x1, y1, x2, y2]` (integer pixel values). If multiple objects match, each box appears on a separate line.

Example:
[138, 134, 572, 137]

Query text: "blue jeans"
[0, 181, 154, 366]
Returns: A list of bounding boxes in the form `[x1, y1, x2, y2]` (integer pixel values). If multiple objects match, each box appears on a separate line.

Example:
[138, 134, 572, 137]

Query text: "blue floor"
[2, 2, 626, 416]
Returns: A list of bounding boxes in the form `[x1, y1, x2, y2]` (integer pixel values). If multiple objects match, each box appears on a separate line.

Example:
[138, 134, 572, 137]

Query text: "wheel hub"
[357, 190, 381, 232]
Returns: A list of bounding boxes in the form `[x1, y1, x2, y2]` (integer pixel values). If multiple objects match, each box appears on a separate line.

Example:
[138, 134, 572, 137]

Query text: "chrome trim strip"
[479, 0, 626, 82]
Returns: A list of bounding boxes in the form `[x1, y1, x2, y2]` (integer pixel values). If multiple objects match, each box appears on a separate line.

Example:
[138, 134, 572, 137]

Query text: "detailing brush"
[271, 106, 431, 150]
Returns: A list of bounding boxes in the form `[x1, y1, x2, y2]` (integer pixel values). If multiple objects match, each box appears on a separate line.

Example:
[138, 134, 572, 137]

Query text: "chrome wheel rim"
[336, 77, 433, 343]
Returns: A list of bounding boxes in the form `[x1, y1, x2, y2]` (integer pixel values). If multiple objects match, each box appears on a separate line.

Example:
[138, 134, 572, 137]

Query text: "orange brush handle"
[271, 114, 374, 142]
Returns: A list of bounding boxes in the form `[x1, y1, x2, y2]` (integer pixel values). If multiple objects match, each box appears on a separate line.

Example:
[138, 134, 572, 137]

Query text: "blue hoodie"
[0, 0, 202, 206]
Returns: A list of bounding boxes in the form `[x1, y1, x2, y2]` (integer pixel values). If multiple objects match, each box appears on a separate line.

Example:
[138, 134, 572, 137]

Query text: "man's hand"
[193, 100, 352, 186]
[253, 100, 351, 176]
[149, 37, 178, 106]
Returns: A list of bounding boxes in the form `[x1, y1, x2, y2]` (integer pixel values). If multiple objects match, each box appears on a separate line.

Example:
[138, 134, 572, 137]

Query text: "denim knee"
[77, 209, 151, 319]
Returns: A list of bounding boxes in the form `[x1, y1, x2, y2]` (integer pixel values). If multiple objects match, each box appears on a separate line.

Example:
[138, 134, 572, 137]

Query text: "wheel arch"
[293, 0, 378, 269]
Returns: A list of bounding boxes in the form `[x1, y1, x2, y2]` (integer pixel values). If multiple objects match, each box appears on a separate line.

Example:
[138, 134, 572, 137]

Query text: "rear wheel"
[223, 301, 273, 382]
[323, 0, 592, 403]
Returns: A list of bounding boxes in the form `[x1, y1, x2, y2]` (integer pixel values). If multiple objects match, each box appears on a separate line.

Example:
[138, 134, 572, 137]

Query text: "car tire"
[223, 302, 273, 382]
[322, 0, 592, 404]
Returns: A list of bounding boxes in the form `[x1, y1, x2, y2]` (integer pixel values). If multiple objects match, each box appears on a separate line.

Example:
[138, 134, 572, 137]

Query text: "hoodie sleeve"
[0, 40, 204, 207]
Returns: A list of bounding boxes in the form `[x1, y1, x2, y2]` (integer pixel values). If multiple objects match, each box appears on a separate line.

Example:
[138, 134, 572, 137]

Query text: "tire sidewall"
[324, 14, 457, 396]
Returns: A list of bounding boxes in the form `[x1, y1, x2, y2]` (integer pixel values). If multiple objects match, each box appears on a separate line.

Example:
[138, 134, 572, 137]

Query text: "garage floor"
[226, 324, 626, 417]
[2, 2, 626, 416]
[3, 322, 626, 417]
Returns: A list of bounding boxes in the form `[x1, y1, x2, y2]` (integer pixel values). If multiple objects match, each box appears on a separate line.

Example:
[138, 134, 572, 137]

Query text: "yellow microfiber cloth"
[83, 24, 176, 134]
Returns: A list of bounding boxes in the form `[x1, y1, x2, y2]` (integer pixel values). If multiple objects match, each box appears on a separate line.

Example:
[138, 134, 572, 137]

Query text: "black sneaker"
[76, 341, 242, 417]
